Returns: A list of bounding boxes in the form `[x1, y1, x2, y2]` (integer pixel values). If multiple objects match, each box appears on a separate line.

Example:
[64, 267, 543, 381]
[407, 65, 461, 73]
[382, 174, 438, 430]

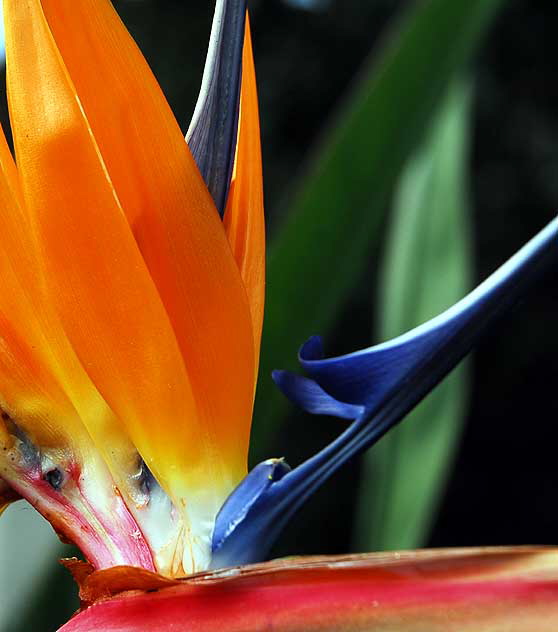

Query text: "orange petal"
[0, 125, 22, 207]
[0, 124, 170, 573]
[0, 110, 145, 520]
[4, 0, 228, 559]
[0, 121, 143, 508]
[0, 125, 82, 446]
[40, 0, 255, 483]
[224, 16, 266, 379]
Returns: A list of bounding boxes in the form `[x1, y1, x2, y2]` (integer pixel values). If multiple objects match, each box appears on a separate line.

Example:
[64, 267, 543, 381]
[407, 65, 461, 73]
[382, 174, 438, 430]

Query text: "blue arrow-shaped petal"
[211, 217, 558, 568]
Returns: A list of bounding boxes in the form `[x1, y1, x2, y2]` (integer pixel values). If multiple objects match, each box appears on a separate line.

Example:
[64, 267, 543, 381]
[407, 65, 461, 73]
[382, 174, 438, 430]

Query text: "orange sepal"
[61, 557, 181, 609]
[40, 0, 255, 484]
[0, 124, 88, 447]
[0, 124, 22, 206]
[0, 120, 150, 520]
[224, 17, 266, 380]
[4, 0, 218, 516]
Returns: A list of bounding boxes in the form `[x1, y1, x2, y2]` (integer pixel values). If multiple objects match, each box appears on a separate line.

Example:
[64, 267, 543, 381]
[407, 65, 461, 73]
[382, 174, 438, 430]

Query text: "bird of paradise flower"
[0, 0, 557, 630]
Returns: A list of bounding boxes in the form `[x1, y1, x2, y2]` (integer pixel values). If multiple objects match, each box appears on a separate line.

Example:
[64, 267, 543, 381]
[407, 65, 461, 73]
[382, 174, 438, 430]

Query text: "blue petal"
[186, 0, 246, 215]
[272, 369, 364, 419]
[299, 217, 558, 414]
[211, 459, 291, 562]
[211, 218, 558, 568]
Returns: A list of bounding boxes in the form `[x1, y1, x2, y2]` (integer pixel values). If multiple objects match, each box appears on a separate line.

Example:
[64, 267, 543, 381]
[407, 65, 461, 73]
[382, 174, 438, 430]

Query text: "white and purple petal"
[186, 0, 246, 215]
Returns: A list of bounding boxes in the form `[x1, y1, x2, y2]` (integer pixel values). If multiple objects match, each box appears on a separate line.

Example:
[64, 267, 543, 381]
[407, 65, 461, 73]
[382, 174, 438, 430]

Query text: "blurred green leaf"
[354, 79, 472, 552]
[6, 559, 78, 632]
[0, 505, 77, 632]
[251, 0, 505, 461]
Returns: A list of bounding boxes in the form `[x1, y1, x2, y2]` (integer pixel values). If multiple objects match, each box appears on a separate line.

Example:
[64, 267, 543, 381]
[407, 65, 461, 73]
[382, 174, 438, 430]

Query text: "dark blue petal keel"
[186, 0, 246, 215]
[212, 459, 291, 555]
[212, 218, 558, 568]
[271, 369, 364, 420]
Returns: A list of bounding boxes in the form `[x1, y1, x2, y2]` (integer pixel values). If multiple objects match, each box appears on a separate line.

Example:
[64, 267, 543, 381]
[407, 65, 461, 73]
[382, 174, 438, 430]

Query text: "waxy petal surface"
[60, 548, 558, 631]
[0, 112, 159, 567]
[0, 304, 155, 570]
[224, 18, 266, 376]
[0, 123, 83, 446]
[272, 370, 363, 420]
[39, 0, 255, 487]
[4, 0, 232, 570]
[0, 83, 157, 572]
[0, 124, 21, 206]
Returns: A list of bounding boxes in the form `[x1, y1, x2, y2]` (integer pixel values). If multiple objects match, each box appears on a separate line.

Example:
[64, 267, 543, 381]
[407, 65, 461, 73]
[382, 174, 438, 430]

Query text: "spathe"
[60, 547, 558, 631]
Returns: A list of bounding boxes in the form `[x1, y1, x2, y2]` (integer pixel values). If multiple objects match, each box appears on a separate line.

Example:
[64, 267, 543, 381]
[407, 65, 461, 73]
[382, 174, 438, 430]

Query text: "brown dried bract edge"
[61, 546, 558, 611]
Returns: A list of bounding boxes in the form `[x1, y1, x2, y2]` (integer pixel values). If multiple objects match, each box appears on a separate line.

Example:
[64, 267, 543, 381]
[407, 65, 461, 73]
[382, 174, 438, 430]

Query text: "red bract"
[60, 548, 558, 631]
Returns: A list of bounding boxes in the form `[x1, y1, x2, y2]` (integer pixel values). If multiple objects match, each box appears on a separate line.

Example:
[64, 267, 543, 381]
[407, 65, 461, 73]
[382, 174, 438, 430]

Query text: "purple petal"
[186, 0, 246, 215]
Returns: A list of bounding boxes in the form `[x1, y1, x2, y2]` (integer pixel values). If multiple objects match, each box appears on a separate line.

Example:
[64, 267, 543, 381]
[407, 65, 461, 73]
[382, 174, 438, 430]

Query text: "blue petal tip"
[272, 369, 363, 420]
[299, 335, 324, 361]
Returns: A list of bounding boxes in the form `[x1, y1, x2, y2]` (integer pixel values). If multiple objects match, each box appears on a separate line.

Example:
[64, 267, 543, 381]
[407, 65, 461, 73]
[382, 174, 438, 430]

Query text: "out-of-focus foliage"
[354, 79, 472, 552]
[0, 507, 76, 632]
[251, 0, 504, 461]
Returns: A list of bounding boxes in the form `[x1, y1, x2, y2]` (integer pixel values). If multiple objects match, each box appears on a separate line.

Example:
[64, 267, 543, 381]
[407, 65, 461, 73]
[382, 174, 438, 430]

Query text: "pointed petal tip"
[293, 217, 558, 412]
[223, 13, 265, 376]
[272, 369, 363, 420]
[211, 457, 291, 567]
[299, 335, 324, 361]
[187, 0, 247, 214]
